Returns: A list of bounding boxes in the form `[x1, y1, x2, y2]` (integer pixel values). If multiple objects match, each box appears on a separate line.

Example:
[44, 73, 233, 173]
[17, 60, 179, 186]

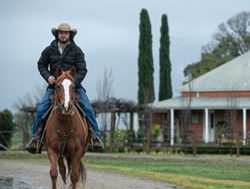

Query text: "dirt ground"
[0, 159, 180, 189]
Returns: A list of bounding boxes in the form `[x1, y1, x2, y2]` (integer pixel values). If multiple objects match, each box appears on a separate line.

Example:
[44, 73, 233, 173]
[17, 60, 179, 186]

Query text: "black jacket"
[38, 40, 87, 88]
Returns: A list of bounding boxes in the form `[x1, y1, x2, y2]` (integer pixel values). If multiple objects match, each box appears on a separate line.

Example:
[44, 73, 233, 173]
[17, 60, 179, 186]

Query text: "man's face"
[58, 30, 70, 43]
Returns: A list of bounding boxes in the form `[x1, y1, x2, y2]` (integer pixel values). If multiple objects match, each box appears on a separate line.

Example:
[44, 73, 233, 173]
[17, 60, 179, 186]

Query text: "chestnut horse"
[45, 67, 89, 189]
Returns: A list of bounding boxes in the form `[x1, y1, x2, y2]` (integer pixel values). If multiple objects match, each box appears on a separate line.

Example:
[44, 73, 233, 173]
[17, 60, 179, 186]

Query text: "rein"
[55, 103, 64, 111]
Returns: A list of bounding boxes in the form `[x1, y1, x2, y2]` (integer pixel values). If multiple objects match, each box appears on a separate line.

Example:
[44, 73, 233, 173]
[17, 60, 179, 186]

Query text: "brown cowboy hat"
[51, 23, 77, 37]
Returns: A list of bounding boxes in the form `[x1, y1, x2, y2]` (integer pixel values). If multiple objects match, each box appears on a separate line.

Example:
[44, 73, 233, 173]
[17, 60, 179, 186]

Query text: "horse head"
[55, 67, 76, 115]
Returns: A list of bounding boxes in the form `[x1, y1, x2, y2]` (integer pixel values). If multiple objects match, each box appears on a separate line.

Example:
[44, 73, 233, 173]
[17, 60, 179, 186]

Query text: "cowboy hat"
[51, 23, 77, 37]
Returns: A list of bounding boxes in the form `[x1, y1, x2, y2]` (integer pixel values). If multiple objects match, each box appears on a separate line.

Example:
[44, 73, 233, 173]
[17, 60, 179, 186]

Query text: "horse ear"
[69, 66, 76, 76]
[57, 67, 63, 76]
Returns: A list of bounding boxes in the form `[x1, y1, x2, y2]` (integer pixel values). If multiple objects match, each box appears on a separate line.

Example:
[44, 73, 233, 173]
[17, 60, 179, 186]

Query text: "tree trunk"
[109, 111, 116, 153]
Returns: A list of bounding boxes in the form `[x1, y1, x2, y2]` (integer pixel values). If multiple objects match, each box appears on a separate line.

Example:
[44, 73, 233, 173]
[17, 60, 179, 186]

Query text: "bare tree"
[179, 75, 197, 156]
[203, 11, 250, 55]
[180, 75, 193, 143]
[96, 68, 114, 146]
[225, 92, 238, 156]
[97, 68, 114, 101]
[13, 85, 45, 149]
[13, 85, 45, 110]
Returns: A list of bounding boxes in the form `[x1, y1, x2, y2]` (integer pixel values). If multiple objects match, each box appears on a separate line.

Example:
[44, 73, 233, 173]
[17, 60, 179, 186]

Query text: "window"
[191, 112, 200, 124]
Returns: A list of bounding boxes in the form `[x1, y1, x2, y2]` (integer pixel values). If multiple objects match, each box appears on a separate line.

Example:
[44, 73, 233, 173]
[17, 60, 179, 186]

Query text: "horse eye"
[56, 85, 60, 89]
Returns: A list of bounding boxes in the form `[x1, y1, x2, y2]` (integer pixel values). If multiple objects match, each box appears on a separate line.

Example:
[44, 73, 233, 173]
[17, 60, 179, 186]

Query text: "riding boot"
[93, 137, 104, 152]
[26, 124, 44, 154]
[89, 127, 104, 152]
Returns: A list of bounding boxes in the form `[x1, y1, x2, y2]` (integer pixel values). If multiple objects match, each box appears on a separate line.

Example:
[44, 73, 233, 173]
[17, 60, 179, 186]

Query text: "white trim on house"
[170, 109, 174, 146]
[243, 108, 247, 146]
[204, 108, 209, 143]
[153, 96, 250, 111]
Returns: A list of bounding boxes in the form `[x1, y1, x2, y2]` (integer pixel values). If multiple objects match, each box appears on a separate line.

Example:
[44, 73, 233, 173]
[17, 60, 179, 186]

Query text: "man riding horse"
[26, 22, 104, 154]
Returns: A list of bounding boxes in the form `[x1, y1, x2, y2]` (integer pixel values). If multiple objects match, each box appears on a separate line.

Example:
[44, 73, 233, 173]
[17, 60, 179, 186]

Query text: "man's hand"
[48, 76, 56, 85]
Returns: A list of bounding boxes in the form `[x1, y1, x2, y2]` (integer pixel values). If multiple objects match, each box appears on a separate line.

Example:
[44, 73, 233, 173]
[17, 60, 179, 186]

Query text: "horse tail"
[79, 161, 86, 185]
[66, 157, 86, 185]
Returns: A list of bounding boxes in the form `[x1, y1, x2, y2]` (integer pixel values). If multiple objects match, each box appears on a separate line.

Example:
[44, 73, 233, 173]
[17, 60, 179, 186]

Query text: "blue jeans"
[31, 87, 100, 138]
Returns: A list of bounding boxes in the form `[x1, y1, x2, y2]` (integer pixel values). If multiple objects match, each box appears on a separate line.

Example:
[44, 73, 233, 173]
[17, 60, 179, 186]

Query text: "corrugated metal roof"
[153, 96, 250, 110]
[182, 51, 250, 92]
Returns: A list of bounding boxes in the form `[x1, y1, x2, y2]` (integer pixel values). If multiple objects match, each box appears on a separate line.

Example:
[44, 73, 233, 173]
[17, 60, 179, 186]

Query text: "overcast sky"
[0, 0, 249, 112]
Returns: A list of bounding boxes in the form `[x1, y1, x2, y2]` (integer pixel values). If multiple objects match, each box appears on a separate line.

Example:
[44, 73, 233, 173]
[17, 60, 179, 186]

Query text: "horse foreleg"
[70, 162, 79, 189]
[47, 148, 59, 189]
[70, 154, 82, 189]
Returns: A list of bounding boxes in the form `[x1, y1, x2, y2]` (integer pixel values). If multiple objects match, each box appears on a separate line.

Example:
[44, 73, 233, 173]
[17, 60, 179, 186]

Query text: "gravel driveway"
[0, 160, 180, 189]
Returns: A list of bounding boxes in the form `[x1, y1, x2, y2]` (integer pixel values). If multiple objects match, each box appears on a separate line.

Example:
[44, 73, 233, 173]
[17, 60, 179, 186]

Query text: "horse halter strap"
[54, 89, 64, 111]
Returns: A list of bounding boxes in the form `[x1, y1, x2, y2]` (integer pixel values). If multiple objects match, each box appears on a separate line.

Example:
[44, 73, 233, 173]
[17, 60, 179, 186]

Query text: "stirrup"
[26, 139, 38, 154]
[26, 138, 43, 154]
[93, 137, 104, 151]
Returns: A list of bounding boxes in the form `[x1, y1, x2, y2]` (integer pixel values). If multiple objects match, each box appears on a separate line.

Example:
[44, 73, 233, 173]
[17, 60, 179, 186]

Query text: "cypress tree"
[159, 14, 172, 101]
[138, 9, 155, 104]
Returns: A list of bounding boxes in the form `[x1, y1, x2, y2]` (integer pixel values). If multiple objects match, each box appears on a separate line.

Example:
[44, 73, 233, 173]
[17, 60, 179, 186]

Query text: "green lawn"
[84, 156, 250, 189]
[85, 159, 250, 182]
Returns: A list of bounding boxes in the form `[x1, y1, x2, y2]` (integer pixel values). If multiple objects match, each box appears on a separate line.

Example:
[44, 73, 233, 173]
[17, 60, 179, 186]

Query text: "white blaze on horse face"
[62, 79, 72, 111]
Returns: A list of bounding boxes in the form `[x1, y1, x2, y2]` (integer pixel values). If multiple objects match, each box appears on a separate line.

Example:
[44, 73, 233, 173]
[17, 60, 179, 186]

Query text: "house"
[152, 51, 250, 146]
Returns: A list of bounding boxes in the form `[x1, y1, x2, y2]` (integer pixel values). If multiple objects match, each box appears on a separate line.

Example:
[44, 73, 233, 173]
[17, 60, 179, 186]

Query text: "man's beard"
[58, 37, 70, 44]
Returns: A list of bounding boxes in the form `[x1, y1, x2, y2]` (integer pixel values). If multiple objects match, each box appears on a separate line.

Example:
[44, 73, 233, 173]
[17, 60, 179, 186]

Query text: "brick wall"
[182, 91, 250, 98]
